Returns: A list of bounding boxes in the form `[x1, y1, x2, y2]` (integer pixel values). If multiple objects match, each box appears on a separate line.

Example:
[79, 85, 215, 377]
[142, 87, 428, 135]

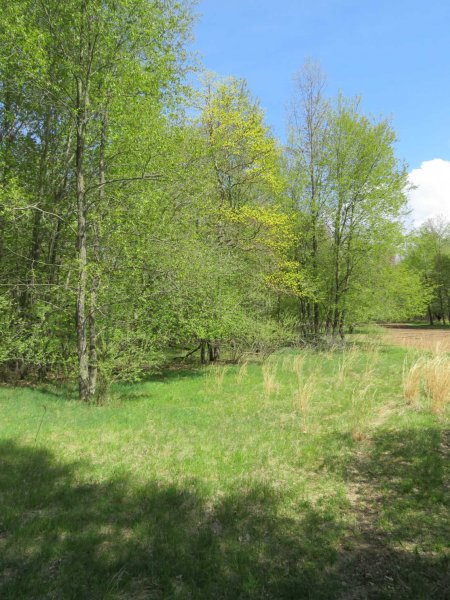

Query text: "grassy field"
[0, 340, 449, 599]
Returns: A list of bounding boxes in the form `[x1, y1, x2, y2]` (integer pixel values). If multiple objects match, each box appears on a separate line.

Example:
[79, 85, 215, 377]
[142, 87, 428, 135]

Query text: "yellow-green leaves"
[199, 76, 282, 207]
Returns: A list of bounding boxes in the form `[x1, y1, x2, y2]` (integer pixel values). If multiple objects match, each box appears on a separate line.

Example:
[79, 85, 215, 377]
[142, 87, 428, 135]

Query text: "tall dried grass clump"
[402, 358, 424, 405]
[292, 374, 316, 432]
[292, 353, 305, 380]
[337, 346, 359, 385]
[363, 347, 379, 380]
[262, 362, 279, 397]
[423, 356, 450, 414]
[210, 365, 228, 391]
[236, 360, 248, 385]
[362, 333, 382, 355]
[350, 383, 373, 441]
[368, 344, 380, 365]
[281, 354, 294, 372]
[402, 354, 450, 414]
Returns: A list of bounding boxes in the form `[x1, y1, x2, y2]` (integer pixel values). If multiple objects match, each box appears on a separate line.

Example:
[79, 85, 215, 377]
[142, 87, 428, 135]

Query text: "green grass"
[0, 344, 449, 599]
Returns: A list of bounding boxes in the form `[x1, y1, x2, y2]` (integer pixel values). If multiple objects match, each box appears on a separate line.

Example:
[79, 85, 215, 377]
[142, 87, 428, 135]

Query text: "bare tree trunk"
[200, 341, 208, 364]
[88, 217, 99, 398]
[439, 290, 446, 325]
[88, 111, 107, 397]
[0, 82, 14, 263]
[208, 342, 220, 362]
[76, 138, 89, 401]
[309, 118, 320, 336]
[338, 215, 354, 340]
[338, 311, 346, 341]
[332, 239, 341, 339]
[312, 225, 320, 334]
[47, 130, 73, 286]
[75, 29, 90, 401]
[291, 60, 328, 337]
[22, 111, 52, 311]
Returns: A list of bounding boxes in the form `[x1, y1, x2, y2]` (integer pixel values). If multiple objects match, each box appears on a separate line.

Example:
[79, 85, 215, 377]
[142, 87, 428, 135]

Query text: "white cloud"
[407, 159, 450, 227]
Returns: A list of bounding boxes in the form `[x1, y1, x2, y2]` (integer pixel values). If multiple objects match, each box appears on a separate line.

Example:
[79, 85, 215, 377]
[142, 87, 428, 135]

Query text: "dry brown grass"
[292, 375, 316, 431]
[401, 353, 450, 414]
[262, 362, 279, 397]
[402, 358, 424, 405]
[350, 383, 374, 441]
[337, 346, 359, 385]
[363, 347, 380, 379]
[384, 327, 450, 352]
[292, 353, 305, 380]
[423, 356, 450, 414]
[235, 360, 248, 385]
[280, 354, 292, 372]
[210, 365, 228, 391]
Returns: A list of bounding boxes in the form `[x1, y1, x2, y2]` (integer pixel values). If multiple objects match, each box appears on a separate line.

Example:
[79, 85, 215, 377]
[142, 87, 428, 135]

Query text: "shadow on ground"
[337, 426, 450, 599]
[0, 428, 448, 599]
[0, 440, 342, 599]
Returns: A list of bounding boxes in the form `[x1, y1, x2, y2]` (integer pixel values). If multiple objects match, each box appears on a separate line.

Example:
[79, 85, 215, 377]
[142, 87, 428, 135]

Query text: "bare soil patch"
[383, 325, 450, 352]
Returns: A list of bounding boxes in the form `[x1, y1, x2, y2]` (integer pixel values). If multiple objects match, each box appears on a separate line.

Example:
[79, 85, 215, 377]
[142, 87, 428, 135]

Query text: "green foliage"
[405, 218, 450, 323]
[287, 66, 413, 334]
[345, 261, 433, 323]
[0, 294, 23, 366]
[0, 8, 436, 395]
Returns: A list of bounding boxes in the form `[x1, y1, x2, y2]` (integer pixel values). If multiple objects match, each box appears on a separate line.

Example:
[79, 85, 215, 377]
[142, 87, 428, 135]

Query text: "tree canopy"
[0, 8, 435, 400]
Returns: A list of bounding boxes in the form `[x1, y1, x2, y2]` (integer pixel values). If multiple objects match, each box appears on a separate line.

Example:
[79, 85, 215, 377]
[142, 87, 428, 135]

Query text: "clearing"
[0, 343, 449, 599]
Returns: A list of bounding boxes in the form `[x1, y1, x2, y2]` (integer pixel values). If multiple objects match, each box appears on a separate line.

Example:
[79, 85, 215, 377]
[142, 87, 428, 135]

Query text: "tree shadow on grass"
[122, 365, 208, 389]
[0, 440, 343, 600]
[335, 426, 450, 599]
[33, 385, 79, 401]
[1, 428, 449, 600]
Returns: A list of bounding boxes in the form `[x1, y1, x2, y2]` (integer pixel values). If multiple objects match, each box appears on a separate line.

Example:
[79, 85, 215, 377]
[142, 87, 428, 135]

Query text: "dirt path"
[336, 429, 450, 599]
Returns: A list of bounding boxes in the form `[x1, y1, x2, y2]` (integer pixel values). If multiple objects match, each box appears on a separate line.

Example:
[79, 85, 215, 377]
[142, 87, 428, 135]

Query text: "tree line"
[0, 1, 439, 400]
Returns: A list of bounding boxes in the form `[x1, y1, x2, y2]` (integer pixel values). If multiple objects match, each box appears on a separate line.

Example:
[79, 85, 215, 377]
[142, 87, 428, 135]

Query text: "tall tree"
[287, 65, 410, 337]
[0, 0, 193, 398]
[288, 60, 330, 335]
[405, 218, 450, 324]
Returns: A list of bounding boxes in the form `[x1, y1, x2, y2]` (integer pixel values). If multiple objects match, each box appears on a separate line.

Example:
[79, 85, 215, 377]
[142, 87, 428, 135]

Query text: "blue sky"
[193, 0, 450, 223]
